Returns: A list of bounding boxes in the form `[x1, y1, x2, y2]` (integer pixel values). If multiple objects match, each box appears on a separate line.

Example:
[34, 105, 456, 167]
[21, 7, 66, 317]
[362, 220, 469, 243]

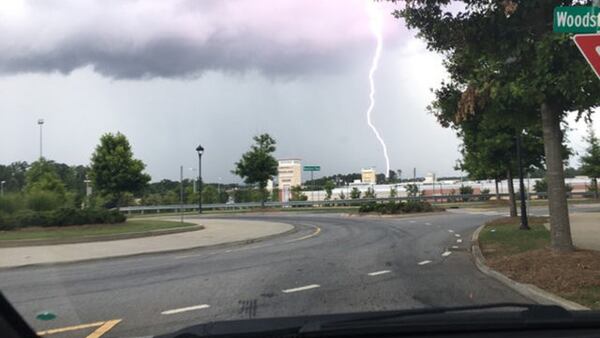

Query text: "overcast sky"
[0, 0, 597, 183]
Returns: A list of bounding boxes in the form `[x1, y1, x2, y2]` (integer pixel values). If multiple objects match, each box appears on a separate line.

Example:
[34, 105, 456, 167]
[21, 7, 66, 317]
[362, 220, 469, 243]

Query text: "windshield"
[1, 1, 600, 337]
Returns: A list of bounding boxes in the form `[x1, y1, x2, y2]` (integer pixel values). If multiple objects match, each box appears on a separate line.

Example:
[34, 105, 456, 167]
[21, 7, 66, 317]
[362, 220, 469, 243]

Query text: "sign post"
[303, 165, 321, 202]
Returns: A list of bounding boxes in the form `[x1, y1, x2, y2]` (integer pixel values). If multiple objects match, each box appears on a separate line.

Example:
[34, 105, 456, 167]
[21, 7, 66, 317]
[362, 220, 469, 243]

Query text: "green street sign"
[303, 165, 320, 172]
[554, 6, 600, 33]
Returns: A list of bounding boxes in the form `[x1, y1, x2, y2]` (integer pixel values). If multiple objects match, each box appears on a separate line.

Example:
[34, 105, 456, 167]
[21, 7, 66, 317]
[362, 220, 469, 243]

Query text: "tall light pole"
[37, 118, 44, 159]
[0, 181, 5, 197]
[516, 130, 529, 230]
[196, 144, 204, 214]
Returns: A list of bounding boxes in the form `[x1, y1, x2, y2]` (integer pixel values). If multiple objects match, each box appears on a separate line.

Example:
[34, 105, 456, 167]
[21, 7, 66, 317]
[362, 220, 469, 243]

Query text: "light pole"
[189, 168, 197, 193]
[516, 130, 529, 230]
[0, 181, 5, 197]
[196, 145, 204, 214]
[37, 118, 44, 159]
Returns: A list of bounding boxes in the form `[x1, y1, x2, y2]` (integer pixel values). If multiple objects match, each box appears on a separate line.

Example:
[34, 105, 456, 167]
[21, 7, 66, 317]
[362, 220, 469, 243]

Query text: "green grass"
[478, 217, 550, 258]
[569, 286, 600, 310]
[0, 220, 196, 241]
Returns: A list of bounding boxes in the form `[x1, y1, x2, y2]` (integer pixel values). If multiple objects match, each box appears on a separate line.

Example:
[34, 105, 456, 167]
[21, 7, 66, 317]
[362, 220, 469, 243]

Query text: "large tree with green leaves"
[398, 0, 600, 252]
[580, 127, 600, 197]
[90, 132, 150, 208]
[233, 133, 278, 207]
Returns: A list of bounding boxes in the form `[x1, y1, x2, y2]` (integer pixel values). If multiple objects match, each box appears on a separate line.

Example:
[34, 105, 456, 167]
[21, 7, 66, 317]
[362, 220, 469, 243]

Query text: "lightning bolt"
[366, 2, 390, 178]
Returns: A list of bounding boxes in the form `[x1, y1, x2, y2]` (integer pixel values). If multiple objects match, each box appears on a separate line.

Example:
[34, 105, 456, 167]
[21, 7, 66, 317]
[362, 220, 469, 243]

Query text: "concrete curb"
[0, 224, 205, 248]
[0, 222, 301, 271]
[343, 211, 447, 219]
[471, 224, 589, 310]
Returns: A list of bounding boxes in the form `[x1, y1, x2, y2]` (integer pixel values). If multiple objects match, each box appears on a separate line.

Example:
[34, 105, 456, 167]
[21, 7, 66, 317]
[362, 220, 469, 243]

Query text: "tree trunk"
[507, 169, 517, 217]
[541, 102, 574, 252]
[494, 178, 500, 201]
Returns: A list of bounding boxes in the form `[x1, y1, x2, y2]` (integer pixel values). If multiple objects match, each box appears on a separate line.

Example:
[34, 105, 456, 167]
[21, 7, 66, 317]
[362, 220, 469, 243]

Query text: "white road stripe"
[425, 222, 432, 226]
[452, 245, 459, 249]
[367, 270, 391, 276]
[454, 234, 461, 238]
[161, 304, 210, 315]
[442, 251, 452, 257]
[448, 230, 454, 233]
[417, 260, 432, 265]
[456, 239, 463, 243]
[282, 284, 320, 293]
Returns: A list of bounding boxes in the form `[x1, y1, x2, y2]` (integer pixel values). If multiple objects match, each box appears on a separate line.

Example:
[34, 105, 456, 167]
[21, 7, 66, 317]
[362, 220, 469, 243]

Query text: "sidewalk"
[569, 212, 600, 251]
[0, 218, 294, 268]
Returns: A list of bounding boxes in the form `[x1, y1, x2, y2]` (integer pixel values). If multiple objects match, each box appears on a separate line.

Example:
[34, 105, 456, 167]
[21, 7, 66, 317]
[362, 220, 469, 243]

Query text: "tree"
[390, 186, 398, 198]
[364, 187, 376, 199]
[324, 180, 335, 200]
[90, 132, 151, 208]
[399, 1, 600, 252]
[405, 184, 419, 198]
[202, 185, 219, 204]
[580, 127, 600, 198]
[25, 159, 66, 197]
[350, 187, 361, 199]
[233, 134, 278, 208]
[290, 185, 307, 201]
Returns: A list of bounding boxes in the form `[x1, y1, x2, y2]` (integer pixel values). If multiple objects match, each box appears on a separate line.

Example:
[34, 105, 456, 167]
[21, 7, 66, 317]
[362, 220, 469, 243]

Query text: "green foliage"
[0, 161, 28, 193]
[405, 184, 419, 198]
[323, 180, 335, 200]
[359, 200, 436, 214]
[233, 134, 278, 206]
[364, 187, 376, 199]
[0, 194, 24, 214]
[90, 132, 151, 208]
[389, 186, 398, 198]
[350, 187, 361, 199]
[0, 208, 126, 230]
[290, 185, 307, 201]
[338, 191, 346, 200]
[201, 185, 219, 204]
[580, 127, 600, 195]
[25, 190, 66, 211]
[25, 160, 67, 197]
[479, 188, 491, 201]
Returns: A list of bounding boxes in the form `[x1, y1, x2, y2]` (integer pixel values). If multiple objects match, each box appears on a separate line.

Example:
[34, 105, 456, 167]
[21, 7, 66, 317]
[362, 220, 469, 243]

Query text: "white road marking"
[367, 270, 391, 276]
[425, 222, 432, 225]
[452, 245, 459, 249]
[161, 304, 210, 315]
[284, 226, 321, 243]
[441, 251, 452, 257]
[456, 239, 463, 243]
[448, 229, 454, 233]
[417, 260, 432, 265]
[409, 221, 416, 223]
[282, 284, 320, 293]
[454, 234, 461, 238]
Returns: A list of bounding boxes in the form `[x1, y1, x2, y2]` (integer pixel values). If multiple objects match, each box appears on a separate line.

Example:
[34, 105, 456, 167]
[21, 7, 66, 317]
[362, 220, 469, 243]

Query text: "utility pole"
[516, 131, 529, 230]
[413, 167, 416, 184]
[37, 119, 44, 159]
[180, 165, 184, 223]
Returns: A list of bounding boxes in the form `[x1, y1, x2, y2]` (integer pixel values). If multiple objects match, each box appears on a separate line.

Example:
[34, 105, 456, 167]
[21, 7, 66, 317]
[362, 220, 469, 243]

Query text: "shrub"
[0, 194, 23, 214]
[359, 200, 436, 214]
[479, 188, 491, 201]
[459, 185, 474, 202]
[0, 208, 126, 229]
[26, 190, 65, 211]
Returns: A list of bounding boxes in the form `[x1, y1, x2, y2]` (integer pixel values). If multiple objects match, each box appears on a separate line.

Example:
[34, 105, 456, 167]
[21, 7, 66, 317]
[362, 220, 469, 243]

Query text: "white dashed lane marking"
[454, 234, 461, 238]
[448, 230, 454, 233]
[161, 304, 210, 315]
[456, 239, 463, 243]
[282, 284, 320, 293]
[442, 251, 452, 257]
[367, 270, 391, 276]
[425, 222, 432, 225]
[417, 260, 432, 265]
[452, 245, 459, 249]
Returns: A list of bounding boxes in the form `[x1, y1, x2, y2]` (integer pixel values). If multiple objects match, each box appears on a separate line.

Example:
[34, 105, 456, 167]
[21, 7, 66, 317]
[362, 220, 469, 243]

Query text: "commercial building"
[361, 168, 376, 185]
[278, 159, 302, 201]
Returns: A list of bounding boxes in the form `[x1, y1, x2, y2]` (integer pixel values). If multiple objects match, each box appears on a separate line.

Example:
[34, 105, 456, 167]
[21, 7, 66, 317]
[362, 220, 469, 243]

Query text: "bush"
[0, 194, 23, 214]
[359, 200, 436, 214]
[479, 188, 491, 201]
[0, 207, 126, 229]
[26, 190, 65, 211]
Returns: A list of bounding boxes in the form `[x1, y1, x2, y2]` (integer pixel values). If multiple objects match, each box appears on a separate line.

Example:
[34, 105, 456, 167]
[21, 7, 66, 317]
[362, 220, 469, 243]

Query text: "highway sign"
[303, 165, 320, 172]
[554, 6, 600, 33]
[573, 34, 600, 79]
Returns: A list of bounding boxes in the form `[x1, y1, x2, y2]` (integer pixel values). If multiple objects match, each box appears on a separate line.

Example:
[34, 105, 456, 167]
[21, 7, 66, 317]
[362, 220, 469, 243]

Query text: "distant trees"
[350, 187, 361, 199]
[323, 180, 335, 200]
[90, 132, 151, 208]
[580, 127, 600, 198]
[233, 134, 278, 207]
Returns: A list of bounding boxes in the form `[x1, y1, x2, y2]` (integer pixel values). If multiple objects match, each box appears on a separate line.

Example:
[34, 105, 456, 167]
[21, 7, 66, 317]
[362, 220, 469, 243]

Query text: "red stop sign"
[573, 34, 600, 79]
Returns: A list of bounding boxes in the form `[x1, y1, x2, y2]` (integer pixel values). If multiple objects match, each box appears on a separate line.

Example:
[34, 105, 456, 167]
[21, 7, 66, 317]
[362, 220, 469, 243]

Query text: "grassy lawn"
[479, 217, 550, 258]
[479, 216, 600, 309]
[0, 220, 196, 242]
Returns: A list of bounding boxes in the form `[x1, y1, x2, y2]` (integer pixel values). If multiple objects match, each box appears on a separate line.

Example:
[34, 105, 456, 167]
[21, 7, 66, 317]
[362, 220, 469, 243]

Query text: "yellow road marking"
[36, 319, 122, 337]
[285, 225, 321, 243]
[87, 319, 122, 338]
[37, 322, 105, 335]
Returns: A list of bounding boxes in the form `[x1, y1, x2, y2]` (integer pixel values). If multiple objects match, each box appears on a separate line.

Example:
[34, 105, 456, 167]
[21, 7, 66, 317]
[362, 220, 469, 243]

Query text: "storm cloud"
[0, 0, 402, 79]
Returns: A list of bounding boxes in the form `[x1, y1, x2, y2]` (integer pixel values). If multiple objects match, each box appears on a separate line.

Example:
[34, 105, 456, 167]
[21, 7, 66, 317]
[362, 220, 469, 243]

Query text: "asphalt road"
[0, 211, 532, 337]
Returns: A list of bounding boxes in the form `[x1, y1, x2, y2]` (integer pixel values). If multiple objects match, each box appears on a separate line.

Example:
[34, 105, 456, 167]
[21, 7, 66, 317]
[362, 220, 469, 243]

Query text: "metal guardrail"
[118, 191, 597, 214]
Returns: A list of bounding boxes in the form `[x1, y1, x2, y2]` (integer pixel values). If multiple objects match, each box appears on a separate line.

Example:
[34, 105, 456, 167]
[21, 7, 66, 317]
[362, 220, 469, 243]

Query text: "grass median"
[0, 220, 197, 242]
[479, 216, 600, 309]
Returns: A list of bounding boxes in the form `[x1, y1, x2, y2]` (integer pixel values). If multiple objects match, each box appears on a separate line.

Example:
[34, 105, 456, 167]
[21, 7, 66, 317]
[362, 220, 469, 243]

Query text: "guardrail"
[118, 191, 598, 214]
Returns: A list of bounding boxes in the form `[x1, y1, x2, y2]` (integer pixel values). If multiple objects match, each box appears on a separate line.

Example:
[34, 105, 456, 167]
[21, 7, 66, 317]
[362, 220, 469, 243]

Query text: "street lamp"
[196, 144, 204, 214]
[0, 181, 5, 197]
[37, 118, 44, 159]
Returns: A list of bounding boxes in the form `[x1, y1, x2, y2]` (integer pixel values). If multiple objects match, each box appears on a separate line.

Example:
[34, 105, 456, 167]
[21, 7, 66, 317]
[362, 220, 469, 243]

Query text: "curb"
[343, 211, 448, 219]
[0, 222, 301, 271]
[0, 224, 205, 248]
[471, 224, 589, 310]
